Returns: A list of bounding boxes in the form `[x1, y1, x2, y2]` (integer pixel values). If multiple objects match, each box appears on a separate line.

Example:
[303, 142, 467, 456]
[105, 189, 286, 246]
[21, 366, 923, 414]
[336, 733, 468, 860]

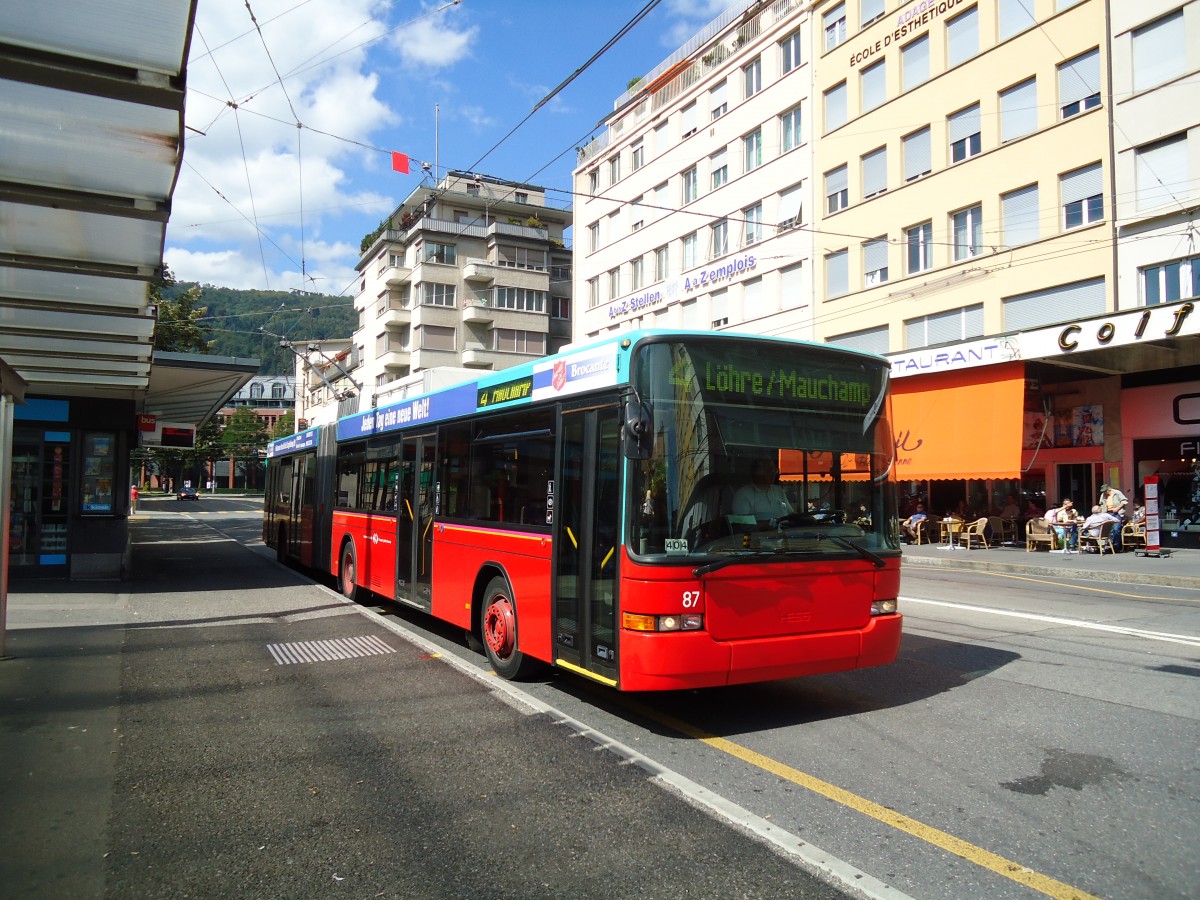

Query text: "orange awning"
[778, 450, 870, 481]
[891, 362, 1025, 480]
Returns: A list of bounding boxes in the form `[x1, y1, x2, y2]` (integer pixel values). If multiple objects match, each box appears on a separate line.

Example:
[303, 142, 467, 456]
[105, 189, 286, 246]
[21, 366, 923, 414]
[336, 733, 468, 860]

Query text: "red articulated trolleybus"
[264, 330, 902, 691]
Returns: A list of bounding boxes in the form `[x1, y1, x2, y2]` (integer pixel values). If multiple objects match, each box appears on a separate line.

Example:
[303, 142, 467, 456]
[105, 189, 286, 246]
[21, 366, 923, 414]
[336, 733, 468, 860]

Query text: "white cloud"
[390, 4, 477, 68]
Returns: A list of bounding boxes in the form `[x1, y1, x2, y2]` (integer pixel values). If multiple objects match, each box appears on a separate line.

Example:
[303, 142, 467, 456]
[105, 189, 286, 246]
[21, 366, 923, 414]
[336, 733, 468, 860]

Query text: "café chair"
[956, 517, 991, 550]
[1026, 518, 1055, 551]
[988, 515, 1013, 544]
[1121, 521, 1146, 552]
[1079, 521, 1116, 555]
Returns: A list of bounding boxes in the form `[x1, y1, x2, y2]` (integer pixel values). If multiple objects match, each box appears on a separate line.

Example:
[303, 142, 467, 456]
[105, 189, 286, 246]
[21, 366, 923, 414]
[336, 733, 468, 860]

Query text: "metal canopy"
[0, 0, 254, 425]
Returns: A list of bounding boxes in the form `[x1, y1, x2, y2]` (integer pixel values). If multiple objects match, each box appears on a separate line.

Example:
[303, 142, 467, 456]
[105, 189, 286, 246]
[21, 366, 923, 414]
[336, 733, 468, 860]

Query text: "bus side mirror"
[622, 399, 653, 460]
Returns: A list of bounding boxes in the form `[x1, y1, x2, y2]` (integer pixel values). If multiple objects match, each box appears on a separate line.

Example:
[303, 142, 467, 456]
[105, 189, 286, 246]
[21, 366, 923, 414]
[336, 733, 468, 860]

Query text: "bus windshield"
[628, 338, 899, 559]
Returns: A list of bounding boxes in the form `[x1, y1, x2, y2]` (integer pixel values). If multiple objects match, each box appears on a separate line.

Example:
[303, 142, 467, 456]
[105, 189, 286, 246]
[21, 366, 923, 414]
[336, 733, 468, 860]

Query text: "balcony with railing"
[463, 257, 499, 283]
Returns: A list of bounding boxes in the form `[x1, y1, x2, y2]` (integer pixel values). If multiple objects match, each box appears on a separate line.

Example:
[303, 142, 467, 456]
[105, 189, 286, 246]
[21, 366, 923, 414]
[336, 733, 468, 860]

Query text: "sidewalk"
[901, 536, 1200, 589]
[0, 514, 853, 900]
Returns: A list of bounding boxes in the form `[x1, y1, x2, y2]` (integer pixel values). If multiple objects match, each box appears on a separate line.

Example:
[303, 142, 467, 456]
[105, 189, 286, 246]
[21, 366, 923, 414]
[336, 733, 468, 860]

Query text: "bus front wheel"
[481, 577, 540, 681]
[340, 542, 360, 602]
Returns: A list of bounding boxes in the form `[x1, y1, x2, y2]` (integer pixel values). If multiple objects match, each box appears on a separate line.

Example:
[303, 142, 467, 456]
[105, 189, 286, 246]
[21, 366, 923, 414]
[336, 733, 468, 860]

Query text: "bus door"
[395, 432, 436, 610]
[553, 403, 621, 684]
[291, 452, 316, 567]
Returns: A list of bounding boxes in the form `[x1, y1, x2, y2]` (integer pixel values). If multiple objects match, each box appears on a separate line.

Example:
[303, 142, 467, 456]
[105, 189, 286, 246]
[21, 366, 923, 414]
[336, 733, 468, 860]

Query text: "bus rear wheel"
[340, 542, 360, 602]
[481, 577, 541, 681]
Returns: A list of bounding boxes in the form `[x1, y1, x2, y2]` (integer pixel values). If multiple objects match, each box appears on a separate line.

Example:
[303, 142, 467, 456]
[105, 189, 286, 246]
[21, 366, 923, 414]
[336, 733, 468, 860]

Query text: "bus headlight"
[871, 599, 898, 615]
[622, 613, 704, 632]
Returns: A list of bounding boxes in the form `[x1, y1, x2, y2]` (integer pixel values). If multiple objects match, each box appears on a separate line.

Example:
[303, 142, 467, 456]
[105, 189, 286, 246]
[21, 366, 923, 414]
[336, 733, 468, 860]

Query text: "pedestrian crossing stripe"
[267, 635, 396, 665]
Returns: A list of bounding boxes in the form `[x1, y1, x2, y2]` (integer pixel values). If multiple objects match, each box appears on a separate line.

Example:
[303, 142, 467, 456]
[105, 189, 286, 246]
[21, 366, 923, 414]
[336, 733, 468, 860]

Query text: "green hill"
[162, 283, 356, 375]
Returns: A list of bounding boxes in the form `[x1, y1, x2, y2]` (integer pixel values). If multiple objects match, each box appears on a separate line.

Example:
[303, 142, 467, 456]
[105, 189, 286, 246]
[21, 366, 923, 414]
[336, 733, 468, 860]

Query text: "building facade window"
[682, 232, 698, 270]
[588, 221, 599, 252]
[588, 170, 598, 194]
[682, 165, 699, 204]
[711, 290, 729, 328]
[551, 296, 570, 319]
[906, 304, 984, 349]
[1061, 162, 1103, 228]
[945, 6, 979, 68]
[999, 77, 1037, 142]
[711, 219, 729, 258]
[710, 147, 729, 189]
[743, 128, 763, 172]
[1133, 10, 1185, 92]
[906, 221, 933, 273]
[631, 256, 644, 290]
[655, 245, 669, 280]
[864, 237, 889, 285]
[824, 3, 847, 51]
[743, 57, 762, 99]
[422, 283, 456, 307]
[1003, 278, 1105, 331]
[1001, 184, 1040, 246]
[828, 325, 889, 355]
[743, 202, 763, 246]
[902, 34, 930, 91]
[1142, 255, 1200, 305]
[861, 60, 886, 112]
[1135, 133, 1189, 212]
[903, 127, 932, 181]
[608, 154, 621, 184]
[949, 103, 981, 163]
[951, 204, 983, 260]
[781, 104, 803, 152]
[608, 267, 621, 300]
[778, 183, 803, 229]
[862, 146, 887, 198]
[424, 241, 456, 264]
[998, 0, 1036, 40]
[1058, 48, 1101, 119]
[824, 81, 847, 132]
[493, 328, 546, 354]
[825, 165, 849, 214]
[419, 324, 456, 351]
[493, 287, 547, 312]
[861, 0, 885, 27]
[781, 29, 803, 73]
[587, 276, 599, 308]
[710, 80, 728, 119]
[681, 100, 698, 138]
[826, 250, 849, 299]
[631, 140, 644, 171]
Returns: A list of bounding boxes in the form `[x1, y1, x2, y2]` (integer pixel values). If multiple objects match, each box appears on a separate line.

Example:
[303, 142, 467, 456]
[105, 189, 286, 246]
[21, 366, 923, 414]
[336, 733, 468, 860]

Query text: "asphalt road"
[63, 495, 1200, 899]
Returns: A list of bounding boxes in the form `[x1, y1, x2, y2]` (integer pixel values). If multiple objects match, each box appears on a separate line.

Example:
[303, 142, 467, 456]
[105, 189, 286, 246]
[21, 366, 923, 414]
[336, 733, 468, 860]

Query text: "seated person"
[1129, 503, 1147, 526]
[901, 504, 928, 543]
[1045, 499, 1082, 552]
[1080, 504, 1119, 545]
[999, 495, 1021, 519]
[732, 459, 794, 526]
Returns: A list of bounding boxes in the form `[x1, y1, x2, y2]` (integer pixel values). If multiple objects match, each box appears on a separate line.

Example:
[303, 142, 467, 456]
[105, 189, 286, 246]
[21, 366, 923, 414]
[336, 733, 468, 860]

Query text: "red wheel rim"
[342, 553, 355, 594]
[483, 594, 515, 660]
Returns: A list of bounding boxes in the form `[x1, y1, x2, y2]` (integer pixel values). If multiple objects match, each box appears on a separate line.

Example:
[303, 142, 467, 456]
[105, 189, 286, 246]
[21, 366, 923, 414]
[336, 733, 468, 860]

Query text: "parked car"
[177, 486, 199, 500]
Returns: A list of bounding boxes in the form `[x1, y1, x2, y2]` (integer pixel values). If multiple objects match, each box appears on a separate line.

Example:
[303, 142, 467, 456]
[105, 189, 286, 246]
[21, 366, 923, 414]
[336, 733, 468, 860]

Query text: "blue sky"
[166, 0, 732, 295]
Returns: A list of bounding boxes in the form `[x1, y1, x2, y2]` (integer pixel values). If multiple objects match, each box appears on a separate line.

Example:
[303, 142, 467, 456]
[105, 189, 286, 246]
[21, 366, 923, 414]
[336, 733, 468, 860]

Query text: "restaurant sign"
[1019, 301, 1196, 358]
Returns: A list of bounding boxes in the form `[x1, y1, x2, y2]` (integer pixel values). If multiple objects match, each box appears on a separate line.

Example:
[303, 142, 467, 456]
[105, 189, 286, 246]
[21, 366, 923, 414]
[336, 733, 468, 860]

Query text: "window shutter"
[1058, 49, 1099, 109]
[710, 80, 727, 112]
[999, 0, 1036, 40]
[826, 165, 848, 196]
[778, 184, 803, 225]
[1133, 11, 1185, 92]
[862, 147, 887, 196]
[1003, 278, 1105, 330]
[949, 104, 981, 143]
[826, 250, 849, 298]
[825, 82, 847, 130]
[1000, 78, 1037, 142]
[902, 35, 929, 90]
[1002, 184, 1040, 246]
[904, 128, 931, 180]
[1135, 134, 1189, 212]
[830, 326, 888, 355]
[861, 61, 886, 111]
[946, 8, 978, 67]
[1061, 163, 1102, 205]
[864, 238, 888, 273]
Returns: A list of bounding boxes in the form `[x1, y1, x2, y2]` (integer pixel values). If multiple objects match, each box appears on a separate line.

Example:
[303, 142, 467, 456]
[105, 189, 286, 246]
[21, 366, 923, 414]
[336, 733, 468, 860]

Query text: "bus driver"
[732, 458, 794, 525]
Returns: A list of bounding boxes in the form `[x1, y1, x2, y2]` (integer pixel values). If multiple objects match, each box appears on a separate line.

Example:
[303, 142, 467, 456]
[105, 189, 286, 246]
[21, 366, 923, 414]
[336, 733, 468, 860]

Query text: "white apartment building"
[573, 0, 814, 340]
[350, 172, 572, 396]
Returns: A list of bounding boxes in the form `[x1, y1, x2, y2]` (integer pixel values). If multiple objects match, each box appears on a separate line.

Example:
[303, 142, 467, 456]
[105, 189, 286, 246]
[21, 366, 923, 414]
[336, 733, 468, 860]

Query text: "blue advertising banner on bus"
[267, 427, 319, 458]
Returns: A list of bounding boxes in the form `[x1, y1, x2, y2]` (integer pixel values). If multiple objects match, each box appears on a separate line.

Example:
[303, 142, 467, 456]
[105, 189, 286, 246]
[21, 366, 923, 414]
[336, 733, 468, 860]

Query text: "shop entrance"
[1056, 463, 1095, 511]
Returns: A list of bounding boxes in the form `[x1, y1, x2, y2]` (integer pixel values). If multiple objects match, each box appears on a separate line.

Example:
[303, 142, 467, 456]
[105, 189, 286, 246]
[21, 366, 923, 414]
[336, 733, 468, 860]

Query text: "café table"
[939, 517, 964, 548]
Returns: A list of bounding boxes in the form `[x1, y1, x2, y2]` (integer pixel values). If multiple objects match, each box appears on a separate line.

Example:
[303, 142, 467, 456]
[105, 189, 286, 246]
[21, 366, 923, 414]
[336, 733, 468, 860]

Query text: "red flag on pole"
[391, 152, 410, 174]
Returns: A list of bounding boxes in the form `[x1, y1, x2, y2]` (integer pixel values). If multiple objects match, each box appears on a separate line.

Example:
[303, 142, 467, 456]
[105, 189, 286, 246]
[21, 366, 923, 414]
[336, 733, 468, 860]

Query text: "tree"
[152, 268, 215, 353]
[271, 411, 296, 440]
[222, 406, 268, 489]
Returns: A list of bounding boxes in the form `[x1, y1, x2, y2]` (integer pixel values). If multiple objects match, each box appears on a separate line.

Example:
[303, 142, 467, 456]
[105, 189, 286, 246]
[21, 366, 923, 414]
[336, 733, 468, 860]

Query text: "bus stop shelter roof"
[0, 0, 253, 427]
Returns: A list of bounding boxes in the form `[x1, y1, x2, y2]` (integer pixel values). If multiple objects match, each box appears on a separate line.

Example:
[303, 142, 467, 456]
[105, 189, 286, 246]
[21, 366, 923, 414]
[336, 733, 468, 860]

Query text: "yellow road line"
[904, 562, 1199, 602]
[622, 699, 1100, 900]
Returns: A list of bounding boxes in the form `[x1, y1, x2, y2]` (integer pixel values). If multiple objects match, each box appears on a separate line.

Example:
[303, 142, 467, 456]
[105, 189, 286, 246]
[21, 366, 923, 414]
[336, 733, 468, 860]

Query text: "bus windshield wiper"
[816, 533, 885, 568]
[692, 535, 885, 576]
[692, 549, 806, 577]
